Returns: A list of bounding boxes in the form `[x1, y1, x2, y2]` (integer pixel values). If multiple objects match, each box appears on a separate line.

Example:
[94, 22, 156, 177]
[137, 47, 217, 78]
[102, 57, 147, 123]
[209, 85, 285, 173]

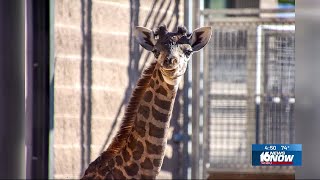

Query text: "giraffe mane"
[101, 61, 157, 161]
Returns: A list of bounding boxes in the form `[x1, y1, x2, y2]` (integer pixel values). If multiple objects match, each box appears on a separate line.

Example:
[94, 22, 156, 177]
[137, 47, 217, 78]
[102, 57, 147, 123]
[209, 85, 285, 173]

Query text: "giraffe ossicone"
[81, 25, 212, 179]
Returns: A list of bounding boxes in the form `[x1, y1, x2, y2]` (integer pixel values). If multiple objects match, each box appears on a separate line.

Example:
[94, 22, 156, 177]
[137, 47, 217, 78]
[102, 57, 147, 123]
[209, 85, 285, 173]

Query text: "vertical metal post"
[255, 25, 263, 144]
[26, 0, 34, 178]
[202, 20, 210, 179]
[191, 0, 201, 179]
[31, 0, 50, 178]
[198, 1, 205, 178]
[183, 0, 192, 179]
[0, 0, 25, 179]
[48, 0, 55, 178]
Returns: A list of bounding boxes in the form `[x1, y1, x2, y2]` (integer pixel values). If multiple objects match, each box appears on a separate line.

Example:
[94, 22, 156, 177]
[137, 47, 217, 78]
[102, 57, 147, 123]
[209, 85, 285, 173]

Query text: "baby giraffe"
[81, 25, 212, 179]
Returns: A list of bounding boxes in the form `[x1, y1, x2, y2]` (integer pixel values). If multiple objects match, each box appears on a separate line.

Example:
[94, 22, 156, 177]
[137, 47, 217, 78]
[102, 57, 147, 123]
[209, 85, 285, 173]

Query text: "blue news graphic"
[252, 144, 302, 166]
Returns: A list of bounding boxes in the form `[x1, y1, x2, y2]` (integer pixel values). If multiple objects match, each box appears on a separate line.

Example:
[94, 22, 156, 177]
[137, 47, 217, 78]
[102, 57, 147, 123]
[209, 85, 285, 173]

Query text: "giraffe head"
[135, 25, 212, 84]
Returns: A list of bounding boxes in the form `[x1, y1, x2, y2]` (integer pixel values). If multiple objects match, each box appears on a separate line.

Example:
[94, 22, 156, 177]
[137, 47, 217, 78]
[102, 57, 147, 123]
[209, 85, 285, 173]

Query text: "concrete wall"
[54, 0, 184, 179]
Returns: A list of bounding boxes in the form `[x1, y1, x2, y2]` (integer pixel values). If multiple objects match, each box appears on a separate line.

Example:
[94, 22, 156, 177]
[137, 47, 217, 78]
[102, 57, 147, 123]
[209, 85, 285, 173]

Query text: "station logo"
[252, 144, 302, 166]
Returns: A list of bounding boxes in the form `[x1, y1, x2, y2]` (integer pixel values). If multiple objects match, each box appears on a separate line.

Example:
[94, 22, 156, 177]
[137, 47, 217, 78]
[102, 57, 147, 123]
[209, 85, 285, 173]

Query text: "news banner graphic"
[252, 144, 302, 166]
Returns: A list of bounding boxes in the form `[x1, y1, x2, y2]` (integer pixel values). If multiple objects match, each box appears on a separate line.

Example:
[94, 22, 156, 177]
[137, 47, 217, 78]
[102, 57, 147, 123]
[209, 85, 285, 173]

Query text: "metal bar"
[255, 25, 263, 144]
[48, 0, 55, 178]
[201, 8, 295, 15]
[255, 104, 260, 144]
[183, 0, 192, 179]
[202, 18, 210, 178]
[191, 0, 201, 179]
[198, 0, 205, 178]
[25, 0, 34, 178]
[0, 0, 25, 178]
[31, 0, 50, 178]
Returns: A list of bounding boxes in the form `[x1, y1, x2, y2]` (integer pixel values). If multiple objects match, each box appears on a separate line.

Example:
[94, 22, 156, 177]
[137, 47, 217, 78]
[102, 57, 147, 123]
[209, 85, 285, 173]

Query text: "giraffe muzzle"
[162, 57, 178, 70]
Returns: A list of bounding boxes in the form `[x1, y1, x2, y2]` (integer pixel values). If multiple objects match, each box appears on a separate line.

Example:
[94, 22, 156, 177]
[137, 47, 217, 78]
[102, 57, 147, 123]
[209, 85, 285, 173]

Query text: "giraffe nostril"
[172, 58, 177, 64]
[164, 57, 177, 65]
[164, 58, 170, 65]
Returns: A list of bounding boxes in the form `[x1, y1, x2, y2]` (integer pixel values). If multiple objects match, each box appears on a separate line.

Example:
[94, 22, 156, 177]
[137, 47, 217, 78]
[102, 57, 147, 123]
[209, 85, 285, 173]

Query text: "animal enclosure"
[193, 9, 295, 178]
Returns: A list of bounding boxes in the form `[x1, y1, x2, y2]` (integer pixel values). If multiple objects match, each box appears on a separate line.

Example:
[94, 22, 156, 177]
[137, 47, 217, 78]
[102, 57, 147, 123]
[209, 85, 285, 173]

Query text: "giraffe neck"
[81, 62, 181, 180]
[114, 63, 180, 179]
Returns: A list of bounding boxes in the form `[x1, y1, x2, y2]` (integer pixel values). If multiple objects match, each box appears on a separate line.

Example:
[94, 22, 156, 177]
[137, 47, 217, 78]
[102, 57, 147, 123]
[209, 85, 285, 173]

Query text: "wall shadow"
[80, 0, 92, 175]
[98, 0, 142, 154]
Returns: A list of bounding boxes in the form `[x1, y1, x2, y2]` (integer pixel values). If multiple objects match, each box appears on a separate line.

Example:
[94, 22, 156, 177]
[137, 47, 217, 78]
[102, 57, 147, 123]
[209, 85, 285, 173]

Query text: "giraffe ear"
[190, 27, 212, 52]
[134, 26, 156, 51]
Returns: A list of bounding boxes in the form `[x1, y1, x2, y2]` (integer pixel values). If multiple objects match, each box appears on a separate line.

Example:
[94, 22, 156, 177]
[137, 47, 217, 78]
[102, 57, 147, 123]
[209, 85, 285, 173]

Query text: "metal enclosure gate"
[198, 9, 295, 177]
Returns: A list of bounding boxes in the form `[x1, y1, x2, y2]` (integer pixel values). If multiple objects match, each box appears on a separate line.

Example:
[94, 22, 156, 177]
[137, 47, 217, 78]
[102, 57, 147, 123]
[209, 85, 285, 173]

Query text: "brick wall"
[54, 0, 184, 179]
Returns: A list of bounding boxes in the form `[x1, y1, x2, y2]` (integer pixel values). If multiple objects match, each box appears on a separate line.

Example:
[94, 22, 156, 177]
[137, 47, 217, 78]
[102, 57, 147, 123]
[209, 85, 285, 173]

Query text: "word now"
[260, 151, 294, 165]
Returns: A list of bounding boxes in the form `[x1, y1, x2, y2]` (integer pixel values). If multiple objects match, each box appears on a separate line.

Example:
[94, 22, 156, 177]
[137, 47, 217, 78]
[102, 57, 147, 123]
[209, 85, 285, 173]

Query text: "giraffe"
[81, 25, 212, 179]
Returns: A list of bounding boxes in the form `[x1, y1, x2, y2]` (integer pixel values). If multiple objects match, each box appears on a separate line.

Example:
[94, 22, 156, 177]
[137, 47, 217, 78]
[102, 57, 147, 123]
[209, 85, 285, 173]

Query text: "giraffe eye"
[184, 49, 193, 57]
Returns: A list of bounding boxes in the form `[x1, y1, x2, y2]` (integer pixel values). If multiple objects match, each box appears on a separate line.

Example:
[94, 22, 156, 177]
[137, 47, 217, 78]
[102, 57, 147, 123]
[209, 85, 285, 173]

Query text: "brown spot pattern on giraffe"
[128, 134, 137, 150]
[105, 172, 113, 179]
[112, 168, 126, 179]
[155, 86, 167, 96]
[138, 105, 150, 119]
[152, 71, 157, 78]
[154, 95, 171, 111]
[152, 107, 169, 123]
[124, 162, 139, 176]
[143, 91, 153, 103]
[108, 158, 115, 167]
[122, 148, 130, 162]
[135, 118, 146, 137]
[141, 157, 154, 170]
[145, 140, 165, 154]
[148, 122, 165, 138]
[157, 70, 164, 82]
[115, 155, 123, 166]
[150, 79, 155, 88]
[99, 151, 110, 162]
[132, 140, 144, 160]
[97, 165, 109, 176]
[166, 83, 175, 90]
